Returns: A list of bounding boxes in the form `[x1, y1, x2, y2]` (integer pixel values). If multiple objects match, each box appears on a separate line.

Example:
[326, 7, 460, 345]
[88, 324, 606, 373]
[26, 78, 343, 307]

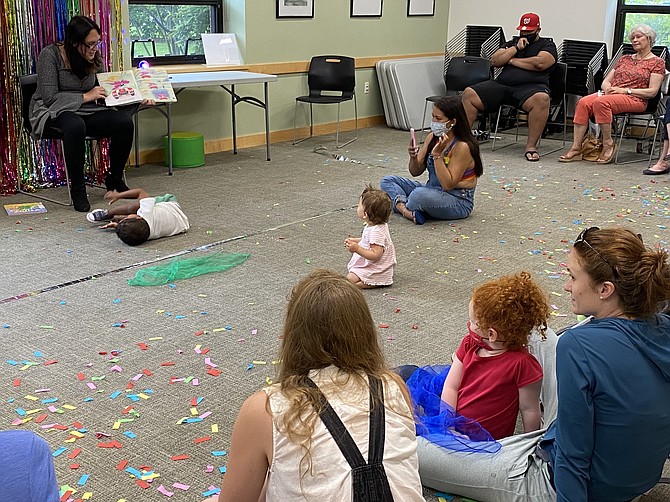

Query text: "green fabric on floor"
[128, 252, 250, 286]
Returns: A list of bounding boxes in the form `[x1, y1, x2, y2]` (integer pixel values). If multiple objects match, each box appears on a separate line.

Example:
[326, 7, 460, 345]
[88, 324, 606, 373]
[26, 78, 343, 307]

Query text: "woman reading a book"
[29, 16, 144, 212]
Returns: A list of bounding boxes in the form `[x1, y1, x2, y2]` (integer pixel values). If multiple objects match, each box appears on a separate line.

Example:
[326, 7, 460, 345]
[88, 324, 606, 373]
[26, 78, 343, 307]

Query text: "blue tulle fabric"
[406, 365, 501, 453]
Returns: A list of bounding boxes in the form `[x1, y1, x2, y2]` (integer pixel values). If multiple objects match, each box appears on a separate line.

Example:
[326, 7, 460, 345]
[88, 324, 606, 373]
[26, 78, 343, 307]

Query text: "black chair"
[17, 74, 114, 206]
[292, 55, 357, 149]
[614, 72, 670, 165]
[491, 61, 568, 155]
[419, 56, 492, 143]
[558, 39, 608, 97]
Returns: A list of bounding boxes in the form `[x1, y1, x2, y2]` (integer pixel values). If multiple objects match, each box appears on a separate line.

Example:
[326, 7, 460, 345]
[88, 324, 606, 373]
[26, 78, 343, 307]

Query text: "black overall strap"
[305, 375, 385, 468]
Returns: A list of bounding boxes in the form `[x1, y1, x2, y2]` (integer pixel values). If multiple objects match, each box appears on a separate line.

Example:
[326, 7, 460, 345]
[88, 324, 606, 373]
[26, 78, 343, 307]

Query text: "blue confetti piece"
[3, 324, 10, 328]
[59, 300, 66, 305]
[109, 391, 121, 399]
[168, 283, 176, 289]
[184, 417, 203, 423]
[41, 398, 58, 404]
[83, 398, 94, 402]
[52, 447, 67, 457]
[6, 360, 18, 365]
[123, 431, 137, 439]
[219, 466, 227, 473]
[126, 395, 140, 402]
[34, 351, 42, 358]
[246, 363, 254, 371]
[175, 315, 186, 319]
[211, 450, 227, 456]
[15, 408, 26, 416]
[225, 326, 232, 330]
[7, 398, 14, 403]
[77, 474, 89, 486]
[113, 298, 121, 304]
[202, 488, 221, 497]
[125, 467, 143, 478]
[112, 322, 123, 327]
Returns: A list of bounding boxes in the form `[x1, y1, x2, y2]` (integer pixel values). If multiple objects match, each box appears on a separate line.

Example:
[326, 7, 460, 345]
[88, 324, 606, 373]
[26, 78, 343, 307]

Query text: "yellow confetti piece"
[198, 294, 207, 297]
[142, 472, 161, 480]
[252, 360, 267, 365]
[211, 424, 219, 433]
[64, 437, 77, 443]
[551, 292, 563, 297]
[212, 327, 227, 332]
[26, 409, 42, 415]
[69, 431, 84, 438]
[112, 421, 121, 430]
[272, 360, 281, 365]
[265, 377, 273, 385]
[156, 310, 165, 314]
[62, 404, 76, 410]
[83, 493, 93, 500]
[190, 407, 198, 416]
[148, 337, 163, 341]
[194, 344, 202, 351]
[137, 393, 150, 400]
[24, 395, 39, 401]
[176, 417, 188, 424]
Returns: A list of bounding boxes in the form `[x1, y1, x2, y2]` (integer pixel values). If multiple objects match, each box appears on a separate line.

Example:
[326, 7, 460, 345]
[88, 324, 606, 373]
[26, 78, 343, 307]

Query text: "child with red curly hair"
[403, 271, 550, 441]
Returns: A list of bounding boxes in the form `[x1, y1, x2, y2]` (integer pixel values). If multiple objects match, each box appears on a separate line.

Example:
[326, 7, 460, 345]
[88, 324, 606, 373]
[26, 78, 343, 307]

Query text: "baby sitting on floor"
[86, 188, 189, 246]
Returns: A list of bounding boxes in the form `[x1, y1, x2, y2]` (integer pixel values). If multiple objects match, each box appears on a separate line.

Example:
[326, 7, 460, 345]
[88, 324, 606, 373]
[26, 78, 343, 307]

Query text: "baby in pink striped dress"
[345, 185, 396, 288]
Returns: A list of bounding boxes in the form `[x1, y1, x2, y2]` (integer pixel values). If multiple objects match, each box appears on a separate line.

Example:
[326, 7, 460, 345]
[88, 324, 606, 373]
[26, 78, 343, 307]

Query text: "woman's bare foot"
[395, 202, 425, 225]
[558, 148, 583, 163]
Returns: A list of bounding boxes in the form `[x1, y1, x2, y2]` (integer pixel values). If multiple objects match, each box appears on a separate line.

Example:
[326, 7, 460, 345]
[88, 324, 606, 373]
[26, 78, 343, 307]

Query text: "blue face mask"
[431, 121, 451, 137]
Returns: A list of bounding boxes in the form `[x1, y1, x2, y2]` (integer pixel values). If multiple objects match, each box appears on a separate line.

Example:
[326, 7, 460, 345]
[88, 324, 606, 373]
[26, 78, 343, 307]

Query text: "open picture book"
[97, 68, 177, 106]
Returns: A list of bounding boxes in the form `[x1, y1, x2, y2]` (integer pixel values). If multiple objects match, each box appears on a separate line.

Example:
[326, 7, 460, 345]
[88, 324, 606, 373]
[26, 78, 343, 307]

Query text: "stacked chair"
[558, 39, 608, 97]
[419, 25, 505, 141]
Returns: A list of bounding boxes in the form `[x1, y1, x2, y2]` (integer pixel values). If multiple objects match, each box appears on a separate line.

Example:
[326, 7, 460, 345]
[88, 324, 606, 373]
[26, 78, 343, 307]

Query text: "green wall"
[135, 1, 449, 155]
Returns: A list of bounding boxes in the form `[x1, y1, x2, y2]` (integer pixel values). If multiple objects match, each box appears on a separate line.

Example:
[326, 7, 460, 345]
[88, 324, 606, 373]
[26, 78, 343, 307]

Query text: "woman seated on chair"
[416, 227, 670, 502]
[29, 16, 146, 212]
[644, 95, 670, 175]
[380, 96, 483, 225]
[559, 24, 665, 165]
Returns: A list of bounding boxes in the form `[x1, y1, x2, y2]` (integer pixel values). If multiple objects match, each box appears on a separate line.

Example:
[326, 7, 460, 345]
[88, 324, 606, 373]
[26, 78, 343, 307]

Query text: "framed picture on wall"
[351, 0, 383, 18]
[276, 0, 314, 18]
[407, 0, 435, 16]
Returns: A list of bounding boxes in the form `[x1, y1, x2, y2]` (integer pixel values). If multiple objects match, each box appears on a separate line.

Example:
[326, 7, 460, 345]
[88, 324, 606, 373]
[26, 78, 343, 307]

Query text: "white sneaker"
[86, 209, 109, 222]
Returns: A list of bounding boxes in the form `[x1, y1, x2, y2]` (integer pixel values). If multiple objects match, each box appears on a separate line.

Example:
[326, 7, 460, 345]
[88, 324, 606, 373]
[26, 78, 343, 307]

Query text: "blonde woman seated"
[559, 24, 665, 165]
[203, 270, 424, 502]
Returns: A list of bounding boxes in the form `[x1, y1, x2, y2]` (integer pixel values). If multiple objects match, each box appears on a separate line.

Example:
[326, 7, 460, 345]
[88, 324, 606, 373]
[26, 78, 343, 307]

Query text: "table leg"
[231, 84, 237, 155]
[167, 102, 173, 175]
[264, 82, 271, 161]
[134, 111, 140, 167]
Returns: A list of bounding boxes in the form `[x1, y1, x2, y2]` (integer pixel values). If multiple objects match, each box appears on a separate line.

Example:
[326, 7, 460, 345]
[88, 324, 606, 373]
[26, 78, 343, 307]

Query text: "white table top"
[167, 71, 278, 89]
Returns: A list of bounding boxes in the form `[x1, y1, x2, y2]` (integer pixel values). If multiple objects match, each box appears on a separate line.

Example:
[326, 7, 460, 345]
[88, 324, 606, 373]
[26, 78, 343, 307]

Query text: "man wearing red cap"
[461, 12, 557, 162]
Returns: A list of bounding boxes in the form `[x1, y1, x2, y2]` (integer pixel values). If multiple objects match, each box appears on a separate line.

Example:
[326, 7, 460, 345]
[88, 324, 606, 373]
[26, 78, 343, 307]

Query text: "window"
[128, 0, 223, 66]
[614, 1, 670, 49]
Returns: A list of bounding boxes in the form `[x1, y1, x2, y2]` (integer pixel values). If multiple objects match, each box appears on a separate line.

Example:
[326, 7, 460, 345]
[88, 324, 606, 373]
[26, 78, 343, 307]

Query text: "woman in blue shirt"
[416, 227, 670, 502]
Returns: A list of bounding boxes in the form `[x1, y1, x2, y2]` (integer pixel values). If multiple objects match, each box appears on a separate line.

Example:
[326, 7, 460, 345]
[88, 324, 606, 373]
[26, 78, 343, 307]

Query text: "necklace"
[635, 51, 652, 60]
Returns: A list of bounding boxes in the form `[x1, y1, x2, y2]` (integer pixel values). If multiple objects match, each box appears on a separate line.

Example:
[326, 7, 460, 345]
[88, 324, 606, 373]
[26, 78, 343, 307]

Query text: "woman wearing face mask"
[380, 96, 483, 225]
[559, 24, 665, 165]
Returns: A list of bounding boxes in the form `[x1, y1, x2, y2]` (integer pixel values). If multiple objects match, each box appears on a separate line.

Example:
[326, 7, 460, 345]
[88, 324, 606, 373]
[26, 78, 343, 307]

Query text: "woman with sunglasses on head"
[29, 16, 142, 212]
[417, 227, 670, 502]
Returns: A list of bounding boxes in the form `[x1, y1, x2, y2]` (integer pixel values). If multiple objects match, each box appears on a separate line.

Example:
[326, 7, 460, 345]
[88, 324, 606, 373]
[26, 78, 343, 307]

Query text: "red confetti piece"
[61, 490, 74, 501]
[68, 448, 82, 459]
[126, 382, 134, 390]
[52, 424, 68, 431]
[72, 422, 84, 429]
[122, 406, 134, 415]
[206, 368, 222, 377]
[142, 369, 153, 376]
[394, 308, 401, 313]
[12, 379, 20, 387]
[160, 362, 175, 366]
[77, 373, 85, 381]
[194, 436, 211, 444]
[97, 440, 123, 449]
[136, 480, 151, 489]
[70, 463, 80, 469]
[170, 454, 190, 461]
[35, 414, 48, 423]
[194, 330, 206, 336]
[411, 324, 419, 330]
[200, 348, 210, 355]
[43, 360, 58, 365]
[190, 398, 198, 406]
[116, 459, 129, 470]
[137, 343, 148, 350]
[378, 323, 389, 328]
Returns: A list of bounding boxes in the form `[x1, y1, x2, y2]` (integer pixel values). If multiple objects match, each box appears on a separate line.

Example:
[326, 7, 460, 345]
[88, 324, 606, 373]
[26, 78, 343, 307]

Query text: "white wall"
[448, 0, 618, 57]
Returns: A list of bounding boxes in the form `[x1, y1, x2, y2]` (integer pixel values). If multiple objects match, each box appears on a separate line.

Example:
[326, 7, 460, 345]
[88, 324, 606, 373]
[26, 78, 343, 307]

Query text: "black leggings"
[43, 109, 134, 189]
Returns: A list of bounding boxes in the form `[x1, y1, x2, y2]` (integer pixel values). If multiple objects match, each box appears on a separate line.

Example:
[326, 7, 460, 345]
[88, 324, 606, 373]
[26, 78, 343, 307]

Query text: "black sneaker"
[86, 209, 110, 222]
[71, 189, 90, 212]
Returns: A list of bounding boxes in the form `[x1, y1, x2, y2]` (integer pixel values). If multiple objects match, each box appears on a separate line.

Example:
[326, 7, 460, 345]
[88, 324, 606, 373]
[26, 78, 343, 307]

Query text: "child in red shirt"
[405, 271, 550, 441]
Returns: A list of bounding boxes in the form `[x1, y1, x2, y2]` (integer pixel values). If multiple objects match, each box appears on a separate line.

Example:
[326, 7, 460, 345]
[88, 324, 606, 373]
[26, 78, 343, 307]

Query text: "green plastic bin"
[163, 132, 205, 168]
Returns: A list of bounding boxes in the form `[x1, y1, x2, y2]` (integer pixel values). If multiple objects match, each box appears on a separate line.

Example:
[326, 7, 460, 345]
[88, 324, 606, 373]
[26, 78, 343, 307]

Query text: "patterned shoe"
[86, 209, 110, 222]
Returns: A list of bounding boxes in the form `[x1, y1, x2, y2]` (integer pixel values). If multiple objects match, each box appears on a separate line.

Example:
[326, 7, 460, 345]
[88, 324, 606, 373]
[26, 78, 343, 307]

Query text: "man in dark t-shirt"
[462, 13, 557, 162]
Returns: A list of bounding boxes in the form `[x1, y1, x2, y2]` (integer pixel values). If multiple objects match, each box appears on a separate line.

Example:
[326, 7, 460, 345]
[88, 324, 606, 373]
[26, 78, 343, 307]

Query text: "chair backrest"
[19, 74, 39, 136]
[549, 62, 568, 106]
[307, 55, 355, 98]
[444, 56, 491, 94]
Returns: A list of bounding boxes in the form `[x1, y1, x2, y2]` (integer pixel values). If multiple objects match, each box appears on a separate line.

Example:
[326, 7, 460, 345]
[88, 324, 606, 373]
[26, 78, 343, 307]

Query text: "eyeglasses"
[574, 227, 619, 280]
[83, 40, 102, 50]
